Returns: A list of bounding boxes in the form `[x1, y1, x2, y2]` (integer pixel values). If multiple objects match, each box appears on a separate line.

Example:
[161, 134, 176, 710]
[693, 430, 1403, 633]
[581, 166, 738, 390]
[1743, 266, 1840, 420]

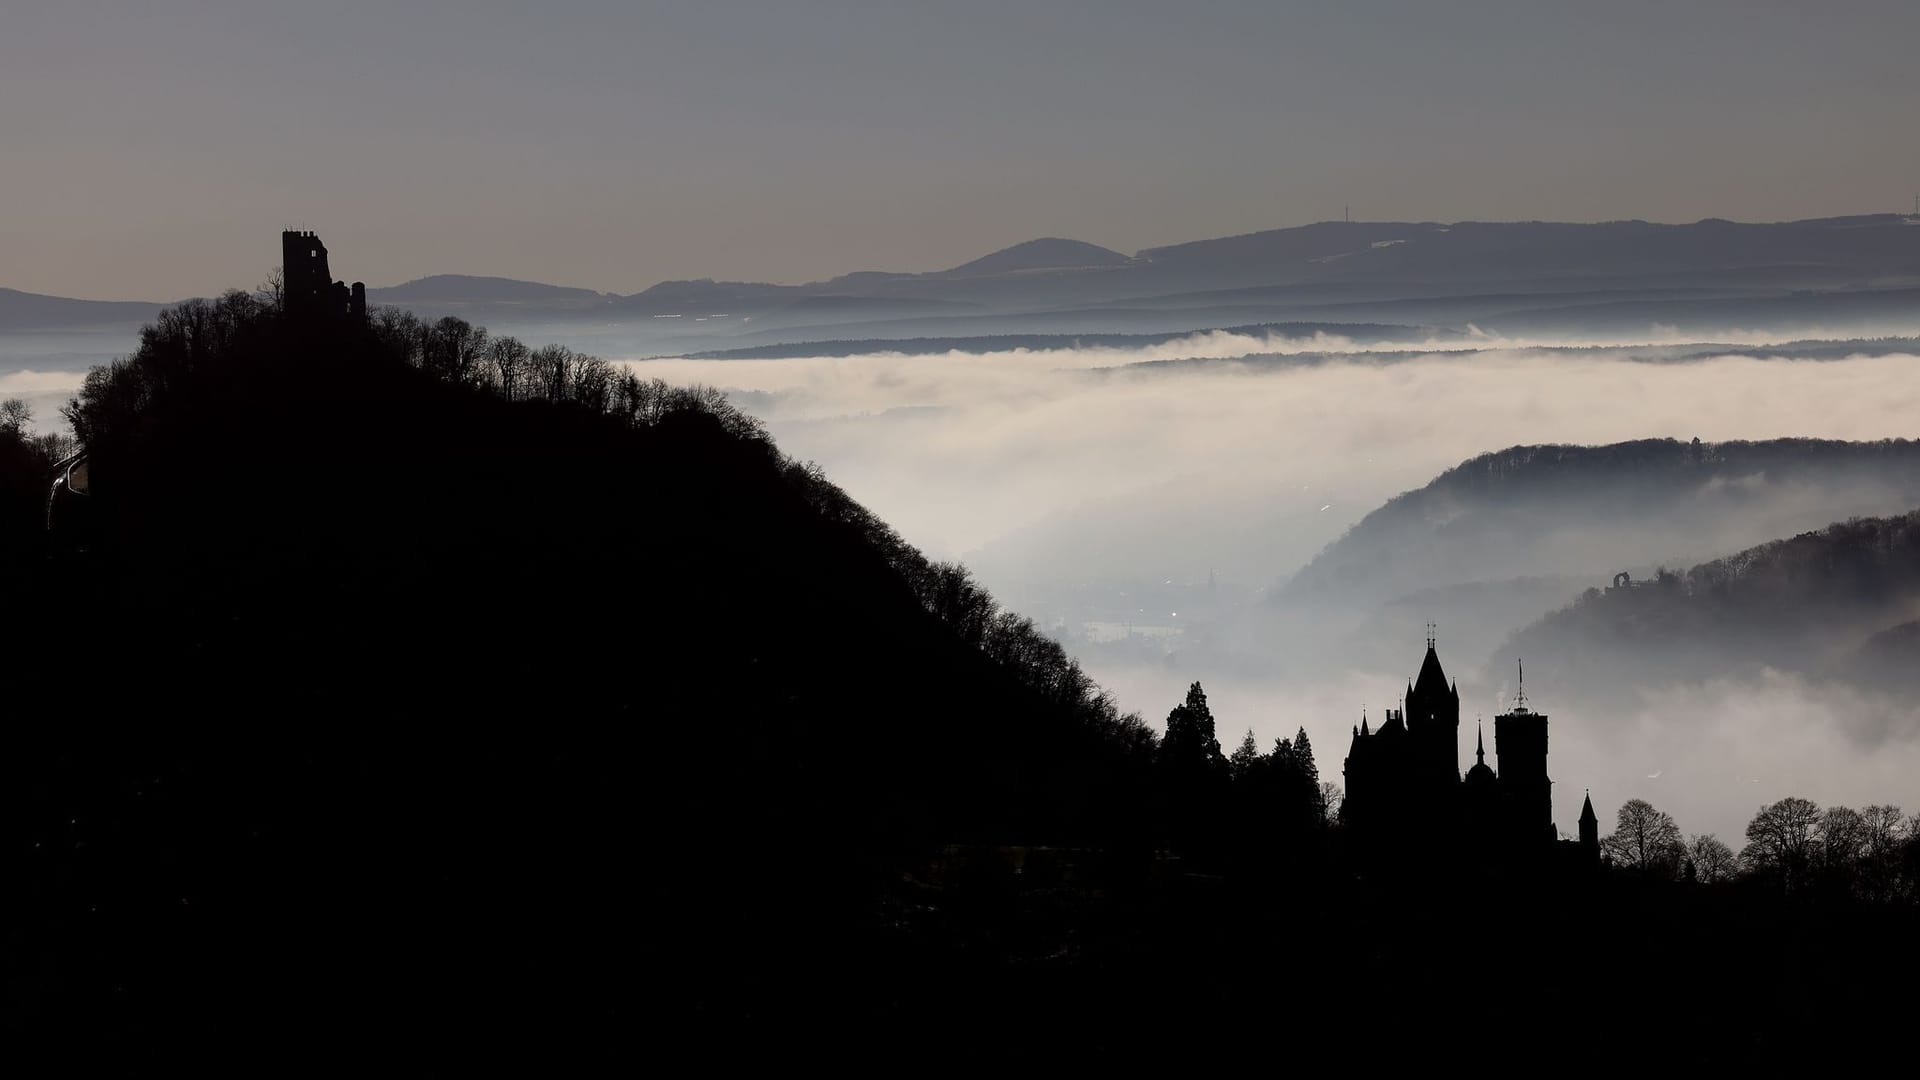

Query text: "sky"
[5, 0, 1920, 299]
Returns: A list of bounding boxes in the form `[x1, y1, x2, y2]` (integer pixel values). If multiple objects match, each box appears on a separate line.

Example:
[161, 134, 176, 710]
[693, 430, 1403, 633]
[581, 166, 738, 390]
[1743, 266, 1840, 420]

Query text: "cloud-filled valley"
[8, 317, 1919, 841]
[633, 330, 1920, 840]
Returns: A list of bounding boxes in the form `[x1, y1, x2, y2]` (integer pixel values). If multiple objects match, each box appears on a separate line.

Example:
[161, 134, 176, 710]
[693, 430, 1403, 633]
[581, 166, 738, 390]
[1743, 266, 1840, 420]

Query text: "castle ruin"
[282, 230, 366, 322]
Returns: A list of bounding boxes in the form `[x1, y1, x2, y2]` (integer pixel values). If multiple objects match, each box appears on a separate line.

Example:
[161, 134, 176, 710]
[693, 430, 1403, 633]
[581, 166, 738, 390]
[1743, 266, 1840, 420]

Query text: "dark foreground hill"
[5, 296, 1918, 1065]
[2, 295, 1163, 1055]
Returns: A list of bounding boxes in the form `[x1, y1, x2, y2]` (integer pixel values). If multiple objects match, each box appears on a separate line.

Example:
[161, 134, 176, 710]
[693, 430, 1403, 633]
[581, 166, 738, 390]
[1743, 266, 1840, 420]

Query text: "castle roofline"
[1412, 644, 1449, 699]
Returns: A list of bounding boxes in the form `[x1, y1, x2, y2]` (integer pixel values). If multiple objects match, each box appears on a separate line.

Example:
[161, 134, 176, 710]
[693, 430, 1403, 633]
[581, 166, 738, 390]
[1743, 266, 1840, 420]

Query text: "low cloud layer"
[634, 332, 1920, 573]
[7, 323, 1916, 835]
[634, 331, 1920, 836]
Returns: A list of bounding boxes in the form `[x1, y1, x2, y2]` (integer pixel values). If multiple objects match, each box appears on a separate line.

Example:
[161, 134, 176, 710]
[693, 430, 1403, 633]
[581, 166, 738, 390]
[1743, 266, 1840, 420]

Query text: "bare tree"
[1741, 796, 1821, 894]
[1604, 798, 1685, 877]
[0, 398, 31, 435]
[1318, 781, 1344, 825]
[258, 266, 285, 311]
[424, 317, 488, 387]
[529, 344, 577, 401]
[1686, 834, 1738, 884]
[486, 337, 531, 401]
[1816, 806, 1868, 872]
[1858, 804, 1908, 901]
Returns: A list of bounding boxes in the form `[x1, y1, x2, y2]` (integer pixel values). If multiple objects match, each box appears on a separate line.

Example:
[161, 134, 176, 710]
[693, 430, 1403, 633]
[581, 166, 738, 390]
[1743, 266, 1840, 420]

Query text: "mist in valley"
[9, 315, 1920, 840]
[634, 330, 1920, 840]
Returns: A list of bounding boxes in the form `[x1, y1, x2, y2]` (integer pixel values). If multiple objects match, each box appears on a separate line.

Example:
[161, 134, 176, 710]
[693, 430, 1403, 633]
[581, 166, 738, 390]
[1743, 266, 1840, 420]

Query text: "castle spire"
[1578, 788, 1601, 862]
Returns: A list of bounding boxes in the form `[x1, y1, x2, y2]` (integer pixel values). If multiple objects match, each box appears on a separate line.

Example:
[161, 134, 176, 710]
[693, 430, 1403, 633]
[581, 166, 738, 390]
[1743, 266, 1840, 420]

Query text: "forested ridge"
[1283, 435, 1920, 603]
[1502, 509, 1920, 698]
[5, 292, 1919, 1065]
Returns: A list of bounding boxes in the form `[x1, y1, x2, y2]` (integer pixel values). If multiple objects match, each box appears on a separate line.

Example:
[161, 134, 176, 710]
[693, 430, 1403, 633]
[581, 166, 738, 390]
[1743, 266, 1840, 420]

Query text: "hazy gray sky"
[5, 0, 1918, 298]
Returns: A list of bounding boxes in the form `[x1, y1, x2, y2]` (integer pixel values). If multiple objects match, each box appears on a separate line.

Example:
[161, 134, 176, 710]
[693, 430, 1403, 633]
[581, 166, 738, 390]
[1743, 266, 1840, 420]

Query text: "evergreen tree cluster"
[1156, 681, 1333, 867]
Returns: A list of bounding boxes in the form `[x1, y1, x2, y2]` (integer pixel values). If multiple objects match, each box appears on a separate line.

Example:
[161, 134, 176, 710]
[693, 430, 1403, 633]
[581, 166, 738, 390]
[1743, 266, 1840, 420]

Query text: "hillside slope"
[1495, 510, 1920, 703]
[1282, 437, 1920, 608]
[4, 297, 1154, 1050]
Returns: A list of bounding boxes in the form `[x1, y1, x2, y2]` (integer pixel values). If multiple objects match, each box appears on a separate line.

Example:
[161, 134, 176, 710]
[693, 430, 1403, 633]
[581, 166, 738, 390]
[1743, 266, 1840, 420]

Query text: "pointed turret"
[1578, 789, 1601, 865]
[1412, 646, 1449, 702]
[1464, 720, 1496, 789]
[1406, 629, 1460, 781]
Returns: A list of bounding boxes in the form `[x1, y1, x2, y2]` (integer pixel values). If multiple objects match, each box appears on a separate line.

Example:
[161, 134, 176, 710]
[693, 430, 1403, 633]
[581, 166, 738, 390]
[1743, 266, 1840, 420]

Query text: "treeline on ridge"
[1504, 509, 1920, 698]
[58, 289, 1156, 772]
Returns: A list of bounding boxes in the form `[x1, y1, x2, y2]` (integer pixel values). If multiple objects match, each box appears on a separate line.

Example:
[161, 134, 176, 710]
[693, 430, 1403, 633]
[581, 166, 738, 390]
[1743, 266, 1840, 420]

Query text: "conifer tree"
[1291, 727, 1319, 790]
[1229, 728, 1261, 782]
[1160, 681, 1225, 776]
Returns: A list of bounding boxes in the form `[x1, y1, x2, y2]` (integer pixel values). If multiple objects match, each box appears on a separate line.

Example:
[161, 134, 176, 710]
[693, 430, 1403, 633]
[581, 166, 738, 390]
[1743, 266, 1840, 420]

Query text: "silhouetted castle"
[282, 230, 366, 322]
[1343, 632, 1600, 867]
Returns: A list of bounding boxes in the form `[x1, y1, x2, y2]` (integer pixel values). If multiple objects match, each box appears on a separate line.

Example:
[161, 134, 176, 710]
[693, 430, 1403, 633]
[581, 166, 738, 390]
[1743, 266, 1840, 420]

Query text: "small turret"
[1578, 790, 1601, 866]
[1464, 722, 1496, 789]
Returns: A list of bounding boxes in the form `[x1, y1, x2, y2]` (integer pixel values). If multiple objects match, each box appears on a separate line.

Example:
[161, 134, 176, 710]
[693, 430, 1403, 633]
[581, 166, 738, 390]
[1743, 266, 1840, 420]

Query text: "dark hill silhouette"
[1839, 619, 1920, 694]
[933, 237, 1133, 277]
[0, 286, 165, 330]
[1494, 509, 1920, 709]
[1282, 437, 1920, 610]
[6, 293, 1156, 1052]
[1138, 215, 1920, 292]
[612, 276, 806, 313]
[1256, 437, 1920, 681]
[9, 291, 1920, 1066]
[366, 273, 609, 305]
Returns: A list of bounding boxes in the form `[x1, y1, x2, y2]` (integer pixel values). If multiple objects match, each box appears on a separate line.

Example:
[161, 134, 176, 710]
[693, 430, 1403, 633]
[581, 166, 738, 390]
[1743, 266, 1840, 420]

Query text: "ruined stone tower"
[281, 230, 366, 322]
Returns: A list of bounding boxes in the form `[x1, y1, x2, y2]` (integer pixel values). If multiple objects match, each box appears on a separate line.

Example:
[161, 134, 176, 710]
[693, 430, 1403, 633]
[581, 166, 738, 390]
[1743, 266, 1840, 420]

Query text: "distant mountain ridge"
[934, 238, 1133, 277]
[367, 274, 609, 305]
[0, 287, 165, 330]
[12, 214, 1920, 333]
